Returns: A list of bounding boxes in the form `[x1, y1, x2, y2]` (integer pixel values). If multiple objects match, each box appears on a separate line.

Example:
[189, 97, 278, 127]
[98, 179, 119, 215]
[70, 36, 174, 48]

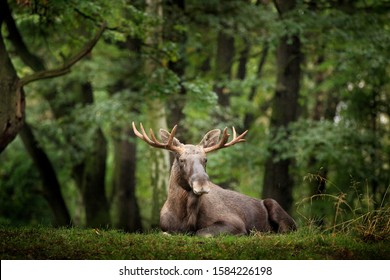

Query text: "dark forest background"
[0, 0, 389, 233]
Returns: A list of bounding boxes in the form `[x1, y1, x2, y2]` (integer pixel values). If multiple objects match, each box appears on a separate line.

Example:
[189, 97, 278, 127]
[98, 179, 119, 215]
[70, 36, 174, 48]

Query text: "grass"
[0, 226, 389, 260]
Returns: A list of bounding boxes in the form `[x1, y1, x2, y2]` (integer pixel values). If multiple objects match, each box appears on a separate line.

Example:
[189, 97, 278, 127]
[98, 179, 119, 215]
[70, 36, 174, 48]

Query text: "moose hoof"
[196, 232, 214, 238]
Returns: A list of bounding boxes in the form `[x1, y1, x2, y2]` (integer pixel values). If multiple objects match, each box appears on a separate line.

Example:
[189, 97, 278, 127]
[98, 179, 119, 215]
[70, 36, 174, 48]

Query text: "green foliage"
[0, 139, 53, 226]
[268, 120, 365, 165]
[267, 119, 389, 207]
[182, 80, 218, 134]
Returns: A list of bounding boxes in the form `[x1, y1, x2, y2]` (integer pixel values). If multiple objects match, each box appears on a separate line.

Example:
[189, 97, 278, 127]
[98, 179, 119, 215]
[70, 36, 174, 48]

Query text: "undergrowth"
[298, 173, 389, 242]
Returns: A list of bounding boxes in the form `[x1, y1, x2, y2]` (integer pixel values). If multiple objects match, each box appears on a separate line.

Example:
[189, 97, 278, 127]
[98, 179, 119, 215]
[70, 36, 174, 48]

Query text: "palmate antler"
[204, 127, 248, 153]
[132, 122, 182, 153]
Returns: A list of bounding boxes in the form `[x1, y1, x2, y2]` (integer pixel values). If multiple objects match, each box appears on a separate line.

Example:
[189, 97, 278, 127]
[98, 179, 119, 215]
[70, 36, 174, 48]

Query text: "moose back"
[132, 123, 297, 236]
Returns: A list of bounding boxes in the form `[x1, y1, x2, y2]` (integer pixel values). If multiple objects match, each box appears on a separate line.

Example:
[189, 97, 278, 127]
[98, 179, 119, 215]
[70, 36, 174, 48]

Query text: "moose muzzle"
[190, 176, 211, 196]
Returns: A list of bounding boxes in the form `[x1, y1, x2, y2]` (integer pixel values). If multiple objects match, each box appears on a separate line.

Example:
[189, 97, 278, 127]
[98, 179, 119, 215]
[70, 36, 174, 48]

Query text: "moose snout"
[190, 175, 211, 196]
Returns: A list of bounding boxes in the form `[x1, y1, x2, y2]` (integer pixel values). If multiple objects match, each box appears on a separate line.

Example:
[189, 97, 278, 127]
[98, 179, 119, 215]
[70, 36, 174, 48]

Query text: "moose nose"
[190, 175, 210, 196]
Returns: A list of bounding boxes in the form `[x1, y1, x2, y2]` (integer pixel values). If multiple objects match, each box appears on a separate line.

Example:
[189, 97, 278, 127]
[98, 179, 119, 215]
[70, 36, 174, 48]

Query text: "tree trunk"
[243, 43, 269, 130]
[107, 33, 144, 232]
[19, 123, 72, 227]
[262, 0, 302, 212]
[146, 102, 170, 227]
[164, 0, 189, 142]
[145, 0, 170, 227]
[214, 30, 235, 109]
[0, 13, 24, 153]
[71, 82, 110, 228]
[81, 128, 110, 227]
[113, 126, 143, 232]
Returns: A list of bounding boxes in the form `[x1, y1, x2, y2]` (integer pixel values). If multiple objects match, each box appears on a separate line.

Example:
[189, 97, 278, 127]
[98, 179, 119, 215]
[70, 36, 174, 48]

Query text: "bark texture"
[262, 0, 302, 212]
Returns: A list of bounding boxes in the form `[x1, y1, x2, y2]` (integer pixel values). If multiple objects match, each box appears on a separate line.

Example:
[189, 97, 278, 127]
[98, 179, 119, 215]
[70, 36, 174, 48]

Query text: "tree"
[0, 0, 24, 153]
[164, 0, 189, 142]
[262, 0, 302, 212]
[0, 0, 105, 226]
[108, 36, 144, 232]
[112, 125, 142, 232]
[214, 30, 235, 109]
[0, 0, 105, 152]
[71, 82, 110, 228]
[144, 0, 171, 227]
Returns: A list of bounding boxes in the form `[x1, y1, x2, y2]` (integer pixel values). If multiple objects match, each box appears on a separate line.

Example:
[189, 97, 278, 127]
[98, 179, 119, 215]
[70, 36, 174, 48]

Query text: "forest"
[0, 0, 389, 238]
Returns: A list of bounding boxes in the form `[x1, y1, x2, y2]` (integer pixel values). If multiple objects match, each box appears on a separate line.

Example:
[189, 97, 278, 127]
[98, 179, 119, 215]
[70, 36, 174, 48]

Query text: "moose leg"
[196, 221, 246, 237]
[263, 199, 297, 233]
[160, 207, 187, 233]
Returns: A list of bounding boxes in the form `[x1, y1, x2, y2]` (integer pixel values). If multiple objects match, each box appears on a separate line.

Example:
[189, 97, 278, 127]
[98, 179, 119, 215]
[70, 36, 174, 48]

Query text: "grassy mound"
[1, 226, 388, 260]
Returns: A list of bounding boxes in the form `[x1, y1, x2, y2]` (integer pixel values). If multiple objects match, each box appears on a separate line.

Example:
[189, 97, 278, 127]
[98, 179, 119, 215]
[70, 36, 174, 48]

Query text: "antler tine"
[132, 122, 180, 152]
[132, 122, 162, 147]
[140, 123, 156, 145]
[149, 128, 160, 144]
[204, 127, 248, 153]
[132, 122, 144, 139]
[149, 124, 178, 148]
[224, 127, 248, 147]
[166, 125, 178, 147]
[220, 127, 231, 145]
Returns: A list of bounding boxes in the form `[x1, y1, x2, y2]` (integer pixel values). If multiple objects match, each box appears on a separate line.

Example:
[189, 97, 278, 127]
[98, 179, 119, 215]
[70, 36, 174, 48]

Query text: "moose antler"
[132, 122, 182, 153]
[204, 127, 248, 153]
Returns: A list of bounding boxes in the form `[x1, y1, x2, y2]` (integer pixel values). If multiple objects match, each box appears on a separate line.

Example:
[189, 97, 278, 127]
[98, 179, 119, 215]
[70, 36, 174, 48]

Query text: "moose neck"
[167, 158, 201, 231]
[168, 159, 191, 193]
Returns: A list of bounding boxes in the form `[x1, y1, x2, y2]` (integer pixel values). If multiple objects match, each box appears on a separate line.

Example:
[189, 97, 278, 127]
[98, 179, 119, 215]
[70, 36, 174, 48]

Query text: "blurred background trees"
[0, 0, 389, 231]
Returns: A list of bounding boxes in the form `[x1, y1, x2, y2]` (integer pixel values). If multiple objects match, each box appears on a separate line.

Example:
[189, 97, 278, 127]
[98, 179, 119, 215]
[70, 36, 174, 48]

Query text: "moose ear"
[160, 129, 183, 147]
[199, 129, 221, 148]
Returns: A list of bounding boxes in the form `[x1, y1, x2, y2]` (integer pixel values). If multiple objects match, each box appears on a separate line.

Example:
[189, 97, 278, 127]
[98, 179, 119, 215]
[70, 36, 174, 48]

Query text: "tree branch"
[3, 0, 45, 71]
[18, 22, 107, 88]
[272, 0, 283, 17]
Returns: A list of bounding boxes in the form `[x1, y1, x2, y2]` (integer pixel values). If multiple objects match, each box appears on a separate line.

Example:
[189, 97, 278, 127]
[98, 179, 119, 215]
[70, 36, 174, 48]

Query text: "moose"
[132, 122, 297, 236]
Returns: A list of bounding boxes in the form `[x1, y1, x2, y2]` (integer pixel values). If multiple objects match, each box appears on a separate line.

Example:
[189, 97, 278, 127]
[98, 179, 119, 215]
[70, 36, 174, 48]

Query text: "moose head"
[132, 122, 247, 196]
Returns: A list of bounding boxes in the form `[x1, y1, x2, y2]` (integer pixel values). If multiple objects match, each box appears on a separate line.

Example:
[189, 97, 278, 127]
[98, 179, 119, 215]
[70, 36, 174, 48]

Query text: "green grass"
[0, 226, 388, 260]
